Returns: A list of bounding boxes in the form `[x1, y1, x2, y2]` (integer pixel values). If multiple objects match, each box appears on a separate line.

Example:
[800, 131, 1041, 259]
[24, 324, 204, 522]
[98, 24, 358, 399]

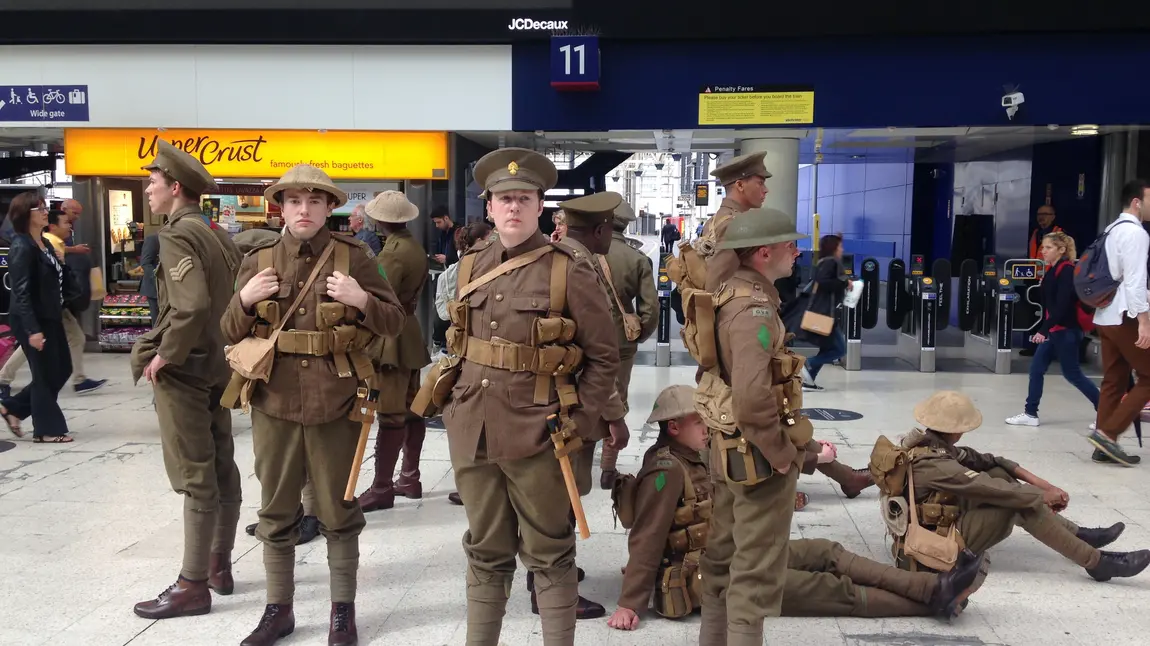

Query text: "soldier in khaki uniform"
[888, 391, 1150, 582]
[598, 200, 659, 489]
[233, 227, 321, 546]
[699, 152, 770, 292]
[609, 385, 985, 631]
[442, 149, 620, 646]
[130, 141, 244, 621]
[356, 191, 432, 511]
[695, 207, 809, 646]
[221, 165, 406, 646]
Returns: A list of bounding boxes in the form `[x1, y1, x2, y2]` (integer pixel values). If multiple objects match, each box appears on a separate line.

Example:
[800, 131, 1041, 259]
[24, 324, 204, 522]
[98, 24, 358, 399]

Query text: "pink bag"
[0, 325, 18, 368]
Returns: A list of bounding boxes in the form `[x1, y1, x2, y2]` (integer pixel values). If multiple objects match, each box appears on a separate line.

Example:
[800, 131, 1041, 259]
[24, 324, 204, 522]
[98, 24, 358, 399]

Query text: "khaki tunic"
[702, 198, 750, 293]
[443, 232, 621, 461]
[375, 228, 431, 418]
[220, 227, 406, 425]
[617, 439, 708, 611]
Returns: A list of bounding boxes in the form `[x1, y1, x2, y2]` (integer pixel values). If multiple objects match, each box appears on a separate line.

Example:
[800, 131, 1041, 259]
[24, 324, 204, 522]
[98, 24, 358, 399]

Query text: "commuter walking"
[801, 235, 850, 392]
[1089, 179, 1150, 466]
[140, 229, 161, 326]
[0, 192, 76, 443]
[1005, 232, 1099, 427]
[661, 219, 680, 254]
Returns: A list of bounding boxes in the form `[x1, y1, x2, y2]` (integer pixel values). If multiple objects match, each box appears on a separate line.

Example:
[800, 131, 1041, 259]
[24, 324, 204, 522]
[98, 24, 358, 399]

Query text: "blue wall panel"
[513, 35, 1150, 131]
[798, 162, 913, 280]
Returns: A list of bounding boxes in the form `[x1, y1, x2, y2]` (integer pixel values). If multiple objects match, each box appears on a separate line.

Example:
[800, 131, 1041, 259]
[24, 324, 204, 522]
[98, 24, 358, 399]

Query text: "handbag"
[225, 241, 335, 382]
[597, 255, 642, 342]
[800, 282, 835, 336]
[902, 466, 961, 572]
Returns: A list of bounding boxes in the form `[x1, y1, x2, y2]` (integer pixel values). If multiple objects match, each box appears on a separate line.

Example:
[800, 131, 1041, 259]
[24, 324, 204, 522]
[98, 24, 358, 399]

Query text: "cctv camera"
[671, 153, 682, 162]
[1002, 91, 1024, 120]
[654, 162, 665, 171]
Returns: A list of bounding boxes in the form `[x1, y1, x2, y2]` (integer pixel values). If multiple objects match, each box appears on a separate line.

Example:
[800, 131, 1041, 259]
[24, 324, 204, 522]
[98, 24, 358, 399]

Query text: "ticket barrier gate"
[958, 255, 1018, 374]
[655, 251, 673, 367]
[892, 255, 941, 372]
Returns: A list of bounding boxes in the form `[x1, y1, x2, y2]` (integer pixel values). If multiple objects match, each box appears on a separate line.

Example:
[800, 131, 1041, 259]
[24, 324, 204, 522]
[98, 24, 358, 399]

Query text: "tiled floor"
[1, 352, 1148, 646]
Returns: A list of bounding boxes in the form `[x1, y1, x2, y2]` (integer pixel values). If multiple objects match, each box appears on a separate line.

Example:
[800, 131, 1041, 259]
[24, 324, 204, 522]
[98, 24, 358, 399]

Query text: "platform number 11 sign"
[550, 35, 601, 91]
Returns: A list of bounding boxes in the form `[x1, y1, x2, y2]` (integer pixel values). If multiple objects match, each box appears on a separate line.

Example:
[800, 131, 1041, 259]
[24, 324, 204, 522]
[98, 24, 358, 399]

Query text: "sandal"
[794, 491, 810, 512]
[0, 406, 22, 438]
[33, 435, 73, 444]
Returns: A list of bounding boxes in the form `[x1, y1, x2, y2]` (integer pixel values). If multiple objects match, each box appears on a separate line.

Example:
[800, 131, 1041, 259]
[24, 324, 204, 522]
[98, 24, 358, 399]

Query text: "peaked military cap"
[613, 198, 637, 229]
[711, 151, 772, 186]
[913, 391, 983, 435]
[141, 139, 218, 195]
[365, 190, 419, 224]
[475, 148, 558, 197]
[558, 191, 623, 228]
[647, 384, 699, 424]
[264, 165, 348, 208]
[717, 207, 807, 250]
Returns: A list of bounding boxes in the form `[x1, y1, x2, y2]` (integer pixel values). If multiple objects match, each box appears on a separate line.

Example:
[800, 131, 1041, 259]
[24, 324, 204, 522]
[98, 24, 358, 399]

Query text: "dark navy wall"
[512, 34, 1150, 131]
[1028, 137, 1104, 256]
[797, 162, 911, 280]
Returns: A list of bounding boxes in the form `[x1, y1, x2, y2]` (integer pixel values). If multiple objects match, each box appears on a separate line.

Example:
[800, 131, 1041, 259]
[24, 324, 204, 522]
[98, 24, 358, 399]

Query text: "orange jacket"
[1029, 225, 1064, 259]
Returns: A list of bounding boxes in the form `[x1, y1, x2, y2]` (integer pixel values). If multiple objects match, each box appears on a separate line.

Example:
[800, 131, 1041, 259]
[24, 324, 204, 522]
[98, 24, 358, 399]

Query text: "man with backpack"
[1077, 179, 1150, 466]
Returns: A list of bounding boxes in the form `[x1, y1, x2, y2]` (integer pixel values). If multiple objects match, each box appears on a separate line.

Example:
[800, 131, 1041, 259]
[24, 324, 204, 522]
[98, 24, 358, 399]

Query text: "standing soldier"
[356, 190, 432, 510]
[695, 207, 809, 646]
[550, 192, 633, 620]
[441, 149, 620, 646]
[130, 140, 243, 620]
[704, 152, 770, 291]
[221, 165, 405, 646]
[598, 198, 659, 489]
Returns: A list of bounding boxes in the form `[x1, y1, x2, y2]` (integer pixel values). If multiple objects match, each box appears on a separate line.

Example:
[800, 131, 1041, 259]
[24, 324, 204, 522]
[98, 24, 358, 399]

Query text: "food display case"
[98, 293, 150, 351]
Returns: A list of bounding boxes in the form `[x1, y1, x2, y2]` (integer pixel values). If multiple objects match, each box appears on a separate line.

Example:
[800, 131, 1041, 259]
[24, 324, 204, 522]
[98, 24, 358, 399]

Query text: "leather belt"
[277, 330, 331, 356]
[463, 337, 537, 372]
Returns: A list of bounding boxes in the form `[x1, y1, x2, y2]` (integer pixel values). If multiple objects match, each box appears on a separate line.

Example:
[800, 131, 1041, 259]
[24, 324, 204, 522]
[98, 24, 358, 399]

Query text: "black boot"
[928, 550, 984, 618]
[1076, 522, 1125, 549]
[297, 516, 321, 545]
[245, 522, 258, 537]
[1086, 549, 1150, 582]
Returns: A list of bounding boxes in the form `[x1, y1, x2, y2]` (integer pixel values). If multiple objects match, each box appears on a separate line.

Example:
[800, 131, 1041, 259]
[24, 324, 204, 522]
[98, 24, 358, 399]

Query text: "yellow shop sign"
[64, 129, 449, 180]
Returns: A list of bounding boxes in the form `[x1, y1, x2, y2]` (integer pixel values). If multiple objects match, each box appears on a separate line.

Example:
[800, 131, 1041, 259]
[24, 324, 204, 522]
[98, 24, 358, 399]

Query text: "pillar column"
[738, 137, 800, 224]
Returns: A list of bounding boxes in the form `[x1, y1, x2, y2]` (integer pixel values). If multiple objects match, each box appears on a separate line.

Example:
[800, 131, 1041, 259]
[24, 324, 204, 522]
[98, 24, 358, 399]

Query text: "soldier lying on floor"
[607, 385, 984, 632]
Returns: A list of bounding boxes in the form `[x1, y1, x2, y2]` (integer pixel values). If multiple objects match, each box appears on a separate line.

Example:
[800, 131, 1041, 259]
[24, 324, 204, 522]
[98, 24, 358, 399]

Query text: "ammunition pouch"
[445, 300, 468, 355]
[902, 467, 964, 572]
[274, 327, 374, 381]
[667, 522, 709, 554]
[653, 550, 703, 619]
[410, 355, 463, 418]
[531, 315, 577, 345]
[713, 430, 773, 486]
[673, 497, 712, 526]
[253, 300, 280, 340]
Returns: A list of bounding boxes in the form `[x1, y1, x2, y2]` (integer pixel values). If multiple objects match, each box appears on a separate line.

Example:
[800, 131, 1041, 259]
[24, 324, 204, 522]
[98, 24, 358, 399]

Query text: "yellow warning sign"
[698, 85, 815, 126]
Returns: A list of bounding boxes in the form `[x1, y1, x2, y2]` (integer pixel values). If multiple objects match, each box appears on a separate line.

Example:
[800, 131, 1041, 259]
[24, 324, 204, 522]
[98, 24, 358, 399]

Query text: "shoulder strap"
[674, 455, 696, 504]
[335, 240, 350, 275]
[458, 245, 553, 301]
[257, 247, 274, 272]
[549, 252, 568, 316]
[907, 464, 920, 526]
[597, 255, 628, 314]
[269, 241, 336, 341]
[456, 253, 477, 296]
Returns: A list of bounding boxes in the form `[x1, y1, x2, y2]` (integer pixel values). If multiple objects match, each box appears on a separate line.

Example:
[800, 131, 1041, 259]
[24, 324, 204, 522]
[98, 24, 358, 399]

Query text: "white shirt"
[1094, 213, 1150, 327]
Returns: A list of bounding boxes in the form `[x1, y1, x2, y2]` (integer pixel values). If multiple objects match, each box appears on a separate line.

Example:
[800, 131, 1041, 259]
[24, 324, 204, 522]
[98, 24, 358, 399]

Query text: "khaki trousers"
[251, 408, 367, 603]
[699, 466, 798, 632]
[598, 346, 636, 472]
[153, 369, 242, 581]
[783, 538, 935, 617]
[451, 434, 578, 646]
[1, 310, 87, 385]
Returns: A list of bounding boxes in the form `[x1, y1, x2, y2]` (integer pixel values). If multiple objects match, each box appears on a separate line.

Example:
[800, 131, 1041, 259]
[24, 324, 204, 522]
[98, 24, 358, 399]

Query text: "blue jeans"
[805, 328, 847, 381]
[1025, 328, 1100, 416]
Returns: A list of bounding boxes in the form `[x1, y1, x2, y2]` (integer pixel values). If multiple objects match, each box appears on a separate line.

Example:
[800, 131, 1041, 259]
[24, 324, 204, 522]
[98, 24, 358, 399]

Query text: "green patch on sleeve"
[757, 324, 771, 350]
[378, 264, 388, 280]
[655, 472, 667, 492]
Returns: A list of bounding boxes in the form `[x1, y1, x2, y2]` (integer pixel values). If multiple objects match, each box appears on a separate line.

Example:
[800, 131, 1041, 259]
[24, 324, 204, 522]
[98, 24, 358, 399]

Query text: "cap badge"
[508, 161, 519, 175]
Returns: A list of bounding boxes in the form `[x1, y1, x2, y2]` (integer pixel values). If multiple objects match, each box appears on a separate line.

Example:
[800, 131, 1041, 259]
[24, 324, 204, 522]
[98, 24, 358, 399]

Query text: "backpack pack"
[1074, 220, 1141, 308]
[1052, 261, 1096, 333]
[610, 472, 639, 529]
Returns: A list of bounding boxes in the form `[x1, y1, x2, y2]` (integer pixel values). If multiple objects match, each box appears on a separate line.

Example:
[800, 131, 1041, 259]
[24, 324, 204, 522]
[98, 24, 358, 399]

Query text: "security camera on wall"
[1002, 90, 1025, 120]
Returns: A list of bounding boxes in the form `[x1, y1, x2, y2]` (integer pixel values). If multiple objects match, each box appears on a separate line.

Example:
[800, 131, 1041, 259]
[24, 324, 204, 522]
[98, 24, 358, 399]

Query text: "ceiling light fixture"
[1070, 124, 1099, 136]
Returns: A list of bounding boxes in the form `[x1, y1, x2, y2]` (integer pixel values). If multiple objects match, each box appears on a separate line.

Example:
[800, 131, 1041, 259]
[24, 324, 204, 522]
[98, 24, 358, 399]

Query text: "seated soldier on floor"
[875, 390, 1150, 582]
[607, 385, 985, 632]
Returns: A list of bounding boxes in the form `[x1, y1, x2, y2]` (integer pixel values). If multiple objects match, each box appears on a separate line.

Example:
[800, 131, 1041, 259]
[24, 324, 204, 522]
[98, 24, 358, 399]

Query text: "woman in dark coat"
[801, 235, 850, 391]
[0, 191, 76, 442]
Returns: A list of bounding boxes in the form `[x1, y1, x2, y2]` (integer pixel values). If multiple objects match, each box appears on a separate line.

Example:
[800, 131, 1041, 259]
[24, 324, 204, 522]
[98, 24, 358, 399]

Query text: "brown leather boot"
[328, 602, 358, 646]
[208, 552, 234, 595]
[357, 425, 405, 512]
[133, 576, 212, 619]
[241, 604, 295, 646]
[394, 419, 426, 499]
[817, 460, 876, 499]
